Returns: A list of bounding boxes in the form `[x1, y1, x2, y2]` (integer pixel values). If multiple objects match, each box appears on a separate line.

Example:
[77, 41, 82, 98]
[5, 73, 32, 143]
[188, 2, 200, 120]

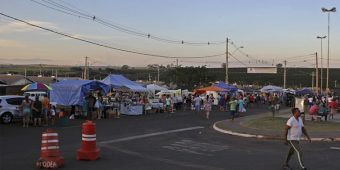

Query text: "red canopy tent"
[193, 86, 225, 95]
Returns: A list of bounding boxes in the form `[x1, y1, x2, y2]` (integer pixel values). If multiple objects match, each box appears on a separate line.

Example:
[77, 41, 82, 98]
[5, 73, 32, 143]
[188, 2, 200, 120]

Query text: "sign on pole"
[247, 67, 277, 74]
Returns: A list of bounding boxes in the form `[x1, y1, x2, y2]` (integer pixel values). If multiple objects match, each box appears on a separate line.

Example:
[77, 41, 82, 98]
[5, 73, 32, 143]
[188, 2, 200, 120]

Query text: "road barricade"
[76, 120, 100, 161]
[36, 129, 64, 169]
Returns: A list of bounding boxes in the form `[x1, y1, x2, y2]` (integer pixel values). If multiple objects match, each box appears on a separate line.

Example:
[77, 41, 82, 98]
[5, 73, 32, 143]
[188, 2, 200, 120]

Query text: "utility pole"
[317, 35, 326, 94]
[84, 56, 88, 80]
[24, 68, 27, 84]
[176, 58, 179, 67]
[87, 61, 90, 80]
[55, 69, 58, 82]
[283, 60, 287, 89]
[315, 52, 319, 95]
[225, 37, 229, 84]
[312, 71, 314, 91]
[157, 66, 160, 83]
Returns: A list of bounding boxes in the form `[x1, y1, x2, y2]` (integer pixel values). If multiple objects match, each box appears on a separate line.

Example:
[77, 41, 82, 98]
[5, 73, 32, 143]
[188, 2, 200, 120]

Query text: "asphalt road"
[1, 105, 339, 170]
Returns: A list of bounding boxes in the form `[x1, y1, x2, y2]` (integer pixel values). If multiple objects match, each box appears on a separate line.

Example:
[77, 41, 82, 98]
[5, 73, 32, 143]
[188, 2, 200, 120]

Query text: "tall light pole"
[317, 35, 326, 94]
[321, 7, 336, 93]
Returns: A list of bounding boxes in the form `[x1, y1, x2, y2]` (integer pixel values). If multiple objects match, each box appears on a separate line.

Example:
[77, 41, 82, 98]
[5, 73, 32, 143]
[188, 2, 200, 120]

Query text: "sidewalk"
[213, 109, 340, 142]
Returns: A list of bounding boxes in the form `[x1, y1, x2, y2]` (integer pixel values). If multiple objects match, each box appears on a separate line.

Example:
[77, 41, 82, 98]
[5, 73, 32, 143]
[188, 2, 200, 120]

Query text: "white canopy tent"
[146, 84, 168, 94]
[260, 85, 283, 93]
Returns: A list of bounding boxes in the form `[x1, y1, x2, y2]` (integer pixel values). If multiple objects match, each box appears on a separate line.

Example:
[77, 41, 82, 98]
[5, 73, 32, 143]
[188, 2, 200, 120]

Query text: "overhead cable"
[0, 12, 225, 59]
[31, 0, 225, 46]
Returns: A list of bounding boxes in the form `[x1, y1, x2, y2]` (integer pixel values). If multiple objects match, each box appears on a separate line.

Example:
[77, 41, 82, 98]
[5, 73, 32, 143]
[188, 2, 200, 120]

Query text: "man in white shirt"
[194, 95, 202, 112]
[283, 108, 311, 170]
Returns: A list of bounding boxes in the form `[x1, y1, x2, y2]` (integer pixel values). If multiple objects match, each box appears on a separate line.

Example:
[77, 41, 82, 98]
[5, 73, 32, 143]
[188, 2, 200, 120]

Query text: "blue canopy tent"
[213, 81, 238, 93]
[101, 74, 147, 92]
[50, 80, 110, 106]
[295, 88, 314, 96]
[260, 85, 283, 93]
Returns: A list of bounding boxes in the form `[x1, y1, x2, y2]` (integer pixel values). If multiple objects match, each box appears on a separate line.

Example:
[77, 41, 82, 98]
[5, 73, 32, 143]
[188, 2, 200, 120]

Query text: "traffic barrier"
[76, 120, 100, 161]
[36, 129, 64, 169]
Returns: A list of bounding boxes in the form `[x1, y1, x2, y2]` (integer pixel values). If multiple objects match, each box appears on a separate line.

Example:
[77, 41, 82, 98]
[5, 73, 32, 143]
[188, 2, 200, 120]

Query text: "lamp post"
[317, 35, 326, 95]
[321, 7, 336, 93]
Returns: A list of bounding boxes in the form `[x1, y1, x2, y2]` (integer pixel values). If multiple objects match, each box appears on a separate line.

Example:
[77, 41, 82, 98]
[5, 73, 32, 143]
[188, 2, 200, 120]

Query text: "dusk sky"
[0, 0, 339, 68]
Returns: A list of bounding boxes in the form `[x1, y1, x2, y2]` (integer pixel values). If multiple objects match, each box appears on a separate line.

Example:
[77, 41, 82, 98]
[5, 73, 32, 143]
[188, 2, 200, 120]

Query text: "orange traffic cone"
[76, 120, 100, 161]
[36, 129, 64, 169]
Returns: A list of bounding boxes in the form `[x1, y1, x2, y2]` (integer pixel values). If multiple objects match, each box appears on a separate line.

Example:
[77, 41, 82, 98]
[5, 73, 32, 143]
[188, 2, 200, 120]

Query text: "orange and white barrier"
[36, 129, 64, 169]
[76, 120, 100, 161]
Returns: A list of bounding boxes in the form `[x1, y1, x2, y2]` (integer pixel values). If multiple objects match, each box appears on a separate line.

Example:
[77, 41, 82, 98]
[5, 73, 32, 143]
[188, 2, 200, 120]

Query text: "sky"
[0, 0, 339, 68]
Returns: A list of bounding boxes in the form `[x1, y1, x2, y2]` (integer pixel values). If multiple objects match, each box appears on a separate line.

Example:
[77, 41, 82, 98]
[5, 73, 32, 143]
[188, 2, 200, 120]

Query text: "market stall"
[101, 74, 148, 115]
[50, 80, 110, 106]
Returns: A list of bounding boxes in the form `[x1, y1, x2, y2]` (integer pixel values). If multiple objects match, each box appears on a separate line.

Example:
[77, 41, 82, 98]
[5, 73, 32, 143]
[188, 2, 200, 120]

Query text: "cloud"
[0, 20, 58, 33]
[0, 57, 56, 65]
[0, 39, 26, 48]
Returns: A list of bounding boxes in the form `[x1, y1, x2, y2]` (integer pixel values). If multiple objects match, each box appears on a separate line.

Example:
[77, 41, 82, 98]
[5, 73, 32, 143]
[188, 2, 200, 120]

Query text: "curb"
[213, 120, 340, 142]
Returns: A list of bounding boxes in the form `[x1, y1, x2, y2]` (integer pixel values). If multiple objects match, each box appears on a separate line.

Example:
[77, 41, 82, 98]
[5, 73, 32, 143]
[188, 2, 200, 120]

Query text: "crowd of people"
[17, 87, 339, 128]
[19, 94, 60, 128]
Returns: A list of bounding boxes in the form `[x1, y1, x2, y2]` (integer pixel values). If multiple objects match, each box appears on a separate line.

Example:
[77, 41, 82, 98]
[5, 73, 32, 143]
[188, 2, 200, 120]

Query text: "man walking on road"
[283, 108, 311, 170]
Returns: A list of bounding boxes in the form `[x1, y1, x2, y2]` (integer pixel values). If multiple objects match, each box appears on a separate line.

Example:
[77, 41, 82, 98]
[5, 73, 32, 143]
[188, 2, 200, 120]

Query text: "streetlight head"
[322, 7, 337, 12]
[317, 36, 327, 39]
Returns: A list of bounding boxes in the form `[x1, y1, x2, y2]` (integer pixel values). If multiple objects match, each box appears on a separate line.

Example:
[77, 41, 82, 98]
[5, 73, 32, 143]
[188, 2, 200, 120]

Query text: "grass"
[242, 117, 340, 132]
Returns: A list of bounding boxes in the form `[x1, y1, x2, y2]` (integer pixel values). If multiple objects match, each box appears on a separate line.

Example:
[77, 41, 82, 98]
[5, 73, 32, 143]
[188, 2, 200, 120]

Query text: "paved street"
[1, 106, 339, 170]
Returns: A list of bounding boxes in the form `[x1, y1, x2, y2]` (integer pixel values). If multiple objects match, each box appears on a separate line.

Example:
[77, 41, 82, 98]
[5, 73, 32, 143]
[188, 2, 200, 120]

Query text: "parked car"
[0, 95, 25, 124]
[23, 91, 47, 101]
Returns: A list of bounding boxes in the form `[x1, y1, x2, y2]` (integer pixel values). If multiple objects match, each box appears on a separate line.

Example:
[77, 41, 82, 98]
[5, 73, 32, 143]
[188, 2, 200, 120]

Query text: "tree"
[276, 63, 283, 68]
[221, 63, 226, 68]
[121, 65, 129, 70]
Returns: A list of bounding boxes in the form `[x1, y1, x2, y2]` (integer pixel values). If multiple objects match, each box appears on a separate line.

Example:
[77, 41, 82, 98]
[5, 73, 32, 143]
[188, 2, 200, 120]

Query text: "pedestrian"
[328, 98, 338, 119]
[165, 95, 172, 115]
[204, 94, 213, 119]
[229, 97, 237, 121]
[41, 94, 50, 126]
[32, 96, 42, 127]
[238, 97, 246, 116]
[194, 95, 201, 113]
[86, 93, 96, 120]
[20, 95, 32, 128]
[317, 102, 328, 121]
[95, 92, 103, 119]
[283, 108, 311, 170]
[50, 105, 56, 125]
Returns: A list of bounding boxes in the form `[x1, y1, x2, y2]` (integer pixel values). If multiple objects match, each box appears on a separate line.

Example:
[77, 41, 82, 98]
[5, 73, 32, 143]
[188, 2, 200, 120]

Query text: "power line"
[31, 0, 226, 46]
[0, 12, 226, 59]
[229, 53, 248, 67]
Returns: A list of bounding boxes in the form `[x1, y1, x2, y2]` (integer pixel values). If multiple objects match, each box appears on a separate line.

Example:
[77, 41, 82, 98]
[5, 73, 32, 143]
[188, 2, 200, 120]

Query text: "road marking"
[330, 147, 340, 150]
[99, 126, 204, 144]
[101, 144, 223, 170]
[162, 139, 229, 156]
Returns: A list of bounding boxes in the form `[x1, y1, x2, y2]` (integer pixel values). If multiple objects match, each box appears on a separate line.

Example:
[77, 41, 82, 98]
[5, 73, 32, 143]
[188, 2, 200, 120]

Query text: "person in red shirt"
[328, 98, 338, 119]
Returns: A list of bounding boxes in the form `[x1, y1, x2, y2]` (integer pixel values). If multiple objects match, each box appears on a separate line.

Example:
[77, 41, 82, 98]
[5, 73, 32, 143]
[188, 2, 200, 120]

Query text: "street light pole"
[322, 7, 336, 93]
[317, 36, 326, 94]
[315, 52, 319, 95]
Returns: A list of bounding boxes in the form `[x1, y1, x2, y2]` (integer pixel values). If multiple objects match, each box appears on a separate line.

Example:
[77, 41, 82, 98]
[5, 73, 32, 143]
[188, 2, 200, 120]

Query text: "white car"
[0, 95, 25, 124]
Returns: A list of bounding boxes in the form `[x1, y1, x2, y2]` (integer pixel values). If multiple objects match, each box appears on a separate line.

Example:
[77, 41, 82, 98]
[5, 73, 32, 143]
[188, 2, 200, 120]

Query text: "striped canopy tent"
[21, 82, 52, 91]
